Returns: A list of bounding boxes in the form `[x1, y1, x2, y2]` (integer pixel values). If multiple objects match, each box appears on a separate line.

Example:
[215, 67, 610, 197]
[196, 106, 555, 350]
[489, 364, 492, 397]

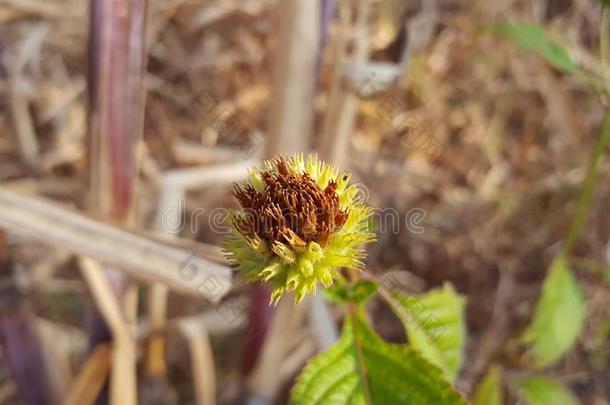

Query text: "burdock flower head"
[224, 154, 375, 304]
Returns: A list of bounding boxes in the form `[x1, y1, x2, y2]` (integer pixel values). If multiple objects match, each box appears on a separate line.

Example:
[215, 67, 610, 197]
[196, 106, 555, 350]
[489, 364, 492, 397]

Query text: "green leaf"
[497, 23, 576, 72]
[291, 315, 466, 405]
[389, 283, 466, 381]
[323, 284, 349, 304]
[324, 280, 378, 305]
[349, 280, 378, 304]
[472, 366, 503, 405]
[519, 376, 579, 405]
[521, 254, 586, 368]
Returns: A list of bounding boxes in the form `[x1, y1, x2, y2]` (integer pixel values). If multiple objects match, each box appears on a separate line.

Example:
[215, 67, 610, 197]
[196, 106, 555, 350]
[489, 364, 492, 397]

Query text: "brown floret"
[233, 157, 348, 247]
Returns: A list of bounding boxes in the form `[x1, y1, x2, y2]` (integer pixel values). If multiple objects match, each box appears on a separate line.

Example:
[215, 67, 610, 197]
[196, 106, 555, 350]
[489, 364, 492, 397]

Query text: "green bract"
[223, 154, 375, 304]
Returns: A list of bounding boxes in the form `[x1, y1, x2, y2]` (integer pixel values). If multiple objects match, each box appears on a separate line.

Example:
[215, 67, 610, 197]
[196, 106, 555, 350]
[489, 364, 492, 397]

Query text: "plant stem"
[347, 301, 374, 405]
[563, 109, 610, 255]
[563, 12, 610, 255]
[601, 7, 610, 96]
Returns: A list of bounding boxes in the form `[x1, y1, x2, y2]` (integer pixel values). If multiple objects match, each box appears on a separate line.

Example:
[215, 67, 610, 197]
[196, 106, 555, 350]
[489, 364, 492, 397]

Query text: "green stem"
[563, 109, 610, 255]
[563, 11, 610, 255]
[601, 7, 610, 96]
[348, 302, 374, 405]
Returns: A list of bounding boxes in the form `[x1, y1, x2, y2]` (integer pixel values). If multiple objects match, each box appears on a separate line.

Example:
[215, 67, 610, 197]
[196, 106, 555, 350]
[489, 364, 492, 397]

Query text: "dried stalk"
[264, 0, 319, 156]
[145, 161, 252, 379]
[86, 0, 150, 400]
[0, 229, 55, 405]
[0, 188, 232, 301]
[144, 182, 184, 379]
[79, 258, 135, 405]
[63, 344, 112, 405]
[0, 277, 51, 404]
[137, 296, 247, 341]
[35, 319, 77, 403]
[246, 298, 306, 401]
[177, 318, 216, 405]
[162, 158, 257, 189]
[8, 78, 39, 166]
[87, 0, 146, 222]
[319, 0, 371, 166]
[6, 26, 47, 166]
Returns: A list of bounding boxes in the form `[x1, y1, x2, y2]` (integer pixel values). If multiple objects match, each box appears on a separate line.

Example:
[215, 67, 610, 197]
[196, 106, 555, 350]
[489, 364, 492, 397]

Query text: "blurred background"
[0, 0, 609, 404]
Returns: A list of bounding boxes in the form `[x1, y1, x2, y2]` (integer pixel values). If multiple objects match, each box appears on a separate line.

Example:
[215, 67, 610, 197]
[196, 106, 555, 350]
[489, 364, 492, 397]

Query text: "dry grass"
[0, 0, 609, 404]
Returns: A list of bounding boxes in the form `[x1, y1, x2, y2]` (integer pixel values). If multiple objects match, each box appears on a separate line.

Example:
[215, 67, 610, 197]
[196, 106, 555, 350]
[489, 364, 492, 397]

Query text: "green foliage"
[291, 315, 466, 405]
[519, 376, 579, 405]
[497, 23, 576, 72]
[472, 366, 503, 405]
[521, 255, 586, 368]
[324, 280, 379, 306]
[389, 283, 466, 381]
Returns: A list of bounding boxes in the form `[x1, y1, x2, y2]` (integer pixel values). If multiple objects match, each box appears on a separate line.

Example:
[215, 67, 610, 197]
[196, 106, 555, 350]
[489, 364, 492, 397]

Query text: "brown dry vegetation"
[0, 0, 609, 404]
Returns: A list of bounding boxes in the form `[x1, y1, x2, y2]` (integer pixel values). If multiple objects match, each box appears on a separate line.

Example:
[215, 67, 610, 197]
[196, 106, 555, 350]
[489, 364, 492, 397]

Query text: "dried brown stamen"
[233, 158, 348, 247]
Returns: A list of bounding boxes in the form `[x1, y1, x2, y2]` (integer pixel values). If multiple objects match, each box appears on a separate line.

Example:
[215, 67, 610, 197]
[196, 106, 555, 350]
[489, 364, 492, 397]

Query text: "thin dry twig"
[8, 79, 39, 165]
[79, 257, 135, 405]
[63, 344, 112, 405]
[6, 25, 47, 166]
[145, 182, 185, 379]
[161, 158, 257, 190]
[35, 319, 79, 403]
[137, 296, 248, 340]
[176, 318, 216, 405]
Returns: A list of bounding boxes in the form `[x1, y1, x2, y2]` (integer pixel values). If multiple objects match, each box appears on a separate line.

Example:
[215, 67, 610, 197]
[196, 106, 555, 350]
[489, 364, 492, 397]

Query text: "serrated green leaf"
[291, 315, 466, 405]
[497, 23, 576, 72]
[472, 366, 503, 405]
[519, 376, 579, 405]
[389, 283, 466, 381]
[521, 254, 586, 368]
[324, 280, 378, 305]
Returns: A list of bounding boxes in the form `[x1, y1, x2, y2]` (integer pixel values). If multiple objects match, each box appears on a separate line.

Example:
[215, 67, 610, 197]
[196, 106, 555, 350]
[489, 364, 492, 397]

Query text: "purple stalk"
[85, 0, 148, 402]
[241, 284, 273, 374]
[87, 0, 147, 220]
[0, 233, 51, 405]
[0, 297, 51, 405]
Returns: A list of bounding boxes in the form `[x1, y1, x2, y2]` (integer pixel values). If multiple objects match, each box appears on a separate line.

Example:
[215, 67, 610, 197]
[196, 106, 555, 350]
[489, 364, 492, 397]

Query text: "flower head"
[224, 154, 375, 304]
